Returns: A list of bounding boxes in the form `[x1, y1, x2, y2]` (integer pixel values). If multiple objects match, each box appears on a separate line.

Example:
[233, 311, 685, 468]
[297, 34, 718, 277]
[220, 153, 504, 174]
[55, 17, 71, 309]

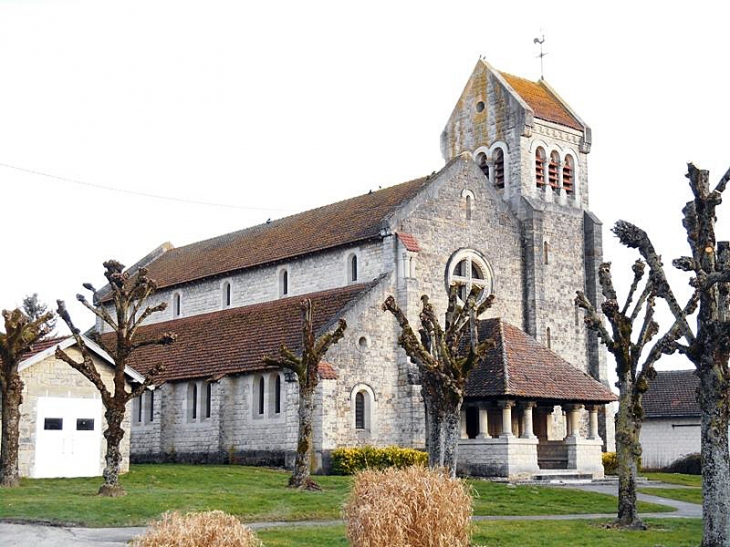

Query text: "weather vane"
[534, 34, 546, 80]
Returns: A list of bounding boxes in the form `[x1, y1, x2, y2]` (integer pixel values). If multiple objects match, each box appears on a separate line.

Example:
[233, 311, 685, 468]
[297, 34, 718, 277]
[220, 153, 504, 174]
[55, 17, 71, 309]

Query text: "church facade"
[108, 60, 615, 478]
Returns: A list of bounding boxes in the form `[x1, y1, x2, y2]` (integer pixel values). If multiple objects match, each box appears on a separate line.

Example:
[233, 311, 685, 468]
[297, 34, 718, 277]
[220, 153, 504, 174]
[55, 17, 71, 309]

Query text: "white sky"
[2, 1, 729, 372]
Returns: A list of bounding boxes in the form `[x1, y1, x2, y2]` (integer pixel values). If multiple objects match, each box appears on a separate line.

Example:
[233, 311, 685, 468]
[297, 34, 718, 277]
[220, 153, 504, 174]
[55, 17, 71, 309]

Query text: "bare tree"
[22, 293, 57, 333]
[0, 308, 54, 487]
[576, 261, 697, 528]
[55, 260, 175, 497]
[612, 163, 730, 546]
[263, 298, 346, 490]
[382, 286, 494, 476]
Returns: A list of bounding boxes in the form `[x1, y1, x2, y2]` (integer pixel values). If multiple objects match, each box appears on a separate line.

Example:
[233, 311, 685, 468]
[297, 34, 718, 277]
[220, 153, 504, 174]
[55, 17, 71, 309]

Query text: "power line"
[0, 161, 293, 213]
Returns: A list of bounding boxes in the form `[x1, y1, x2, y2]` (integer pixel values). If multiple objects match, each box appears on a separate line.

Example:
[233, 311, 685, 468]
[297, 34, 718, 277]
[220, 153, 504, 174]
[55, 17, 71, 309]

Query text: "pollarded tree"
[0, 308, 54, 487]
[576, 260, 697, 529]
[55, 260, 175, 497]
[382, 286, 495, 477]
[263, 298, 346, 491]
[612, 164, 730, 546]
[22, 293, 57, 333]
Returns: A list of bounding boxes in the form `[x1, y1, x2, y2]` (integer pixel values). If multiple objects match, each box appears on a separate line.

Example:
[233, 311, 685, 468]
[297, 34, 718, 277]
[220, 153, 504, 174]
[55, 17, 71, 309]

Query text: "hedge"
[602, 452, 642, 475]
[331, 446, 428, 475]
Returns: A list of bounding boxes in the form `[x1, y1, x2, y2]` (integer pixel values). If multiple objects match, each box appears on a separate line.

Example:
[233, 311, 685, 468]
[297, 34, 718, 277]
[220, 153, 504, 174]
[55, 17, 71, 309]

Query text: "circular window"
[476, 101, 485, 112]
[445, 249, 493, 304]
[358, 336, 368, 349]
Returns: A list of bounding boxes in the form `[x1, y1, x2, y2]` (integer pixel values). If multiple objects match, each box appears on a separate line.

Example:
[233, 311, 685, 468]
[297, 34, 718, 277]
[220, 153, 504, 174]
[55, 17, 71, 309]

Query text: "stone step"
[530, 471, 594, 483]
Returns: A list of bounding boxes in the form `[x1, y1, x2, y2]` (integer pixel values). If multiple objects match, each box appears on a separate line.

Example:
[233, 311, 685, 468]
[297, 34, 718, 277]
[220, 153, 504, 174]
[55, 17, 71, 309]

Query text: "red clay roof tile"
[397, 232, 421, 252]
[500, 73, 583, 131]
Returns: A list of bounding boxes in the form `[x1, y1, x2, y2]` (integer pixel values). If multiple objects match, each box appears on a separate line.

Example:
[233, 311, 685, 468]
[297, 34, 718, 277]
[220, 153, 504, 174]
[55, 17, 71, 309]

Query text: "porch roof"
[465, 319, 616, 404]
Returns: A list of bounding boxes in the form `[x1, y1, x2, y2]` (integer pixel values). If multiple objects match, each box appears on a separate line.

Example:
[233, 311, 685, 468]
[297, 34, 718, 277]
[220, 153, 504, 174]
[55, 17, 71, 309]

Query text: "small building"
[1, 336, 142, 478]
[640, 369, 701, 469]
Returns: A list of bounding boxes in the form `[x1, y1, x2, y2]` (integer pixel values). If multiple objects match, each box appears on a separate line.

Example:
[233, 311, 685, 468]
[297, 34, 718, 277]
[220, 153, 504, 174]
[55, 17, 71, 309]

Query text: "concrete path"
[0, 481, 702, 546]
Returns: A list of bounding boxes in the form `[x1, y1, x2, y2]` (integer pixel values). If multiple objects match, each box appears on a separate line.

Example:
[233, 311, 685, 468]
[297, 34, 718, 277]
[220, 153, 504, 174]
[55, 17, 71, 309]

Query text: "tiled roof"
[318, 361, 338, 380]
[109, 282, 376, 384]
[21, 337, 66, 359]
[134, 176, 431, 291]
[500, 73, 583, 131]
[397, 232, 421, 252]
[465, 319, 616, 403]
[643, 370, 700, 418]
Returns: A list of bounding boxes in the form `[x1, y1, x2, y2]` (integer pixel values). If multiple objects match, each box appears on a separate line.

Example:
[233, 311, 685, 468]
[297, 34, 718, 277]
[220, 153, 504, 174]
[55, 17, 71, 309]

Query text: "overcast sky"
[2, 1, 729, 370]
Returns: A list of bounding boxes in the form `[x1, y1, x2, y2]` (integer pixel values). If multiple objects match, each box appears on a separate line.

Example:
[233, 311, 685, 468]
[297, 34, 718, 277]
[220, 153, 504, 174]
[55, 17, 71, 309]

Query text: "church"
[108, 59, 616, 479]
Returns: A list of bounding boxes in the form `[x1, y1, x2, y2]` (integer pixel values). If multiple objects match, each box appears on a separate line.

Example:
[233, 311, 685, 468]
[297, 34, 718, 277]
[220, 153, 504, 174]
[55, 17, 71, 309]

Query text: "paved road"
[0, 482, 702, 546]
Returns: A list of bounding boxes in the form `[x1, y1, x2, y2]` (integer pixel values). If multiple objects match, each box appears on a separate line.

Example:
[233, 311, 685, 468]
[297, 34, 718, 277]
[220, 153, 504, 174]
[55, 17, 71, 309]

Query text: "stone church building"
[107, 59, 615, 479]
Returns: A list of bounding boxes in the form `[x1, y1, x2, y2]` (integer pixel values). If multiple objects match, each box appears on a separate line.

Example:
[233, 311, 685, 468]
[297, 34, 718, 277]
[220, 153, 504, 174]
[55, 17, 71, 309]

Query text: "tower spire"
[534, 34, 547, 80]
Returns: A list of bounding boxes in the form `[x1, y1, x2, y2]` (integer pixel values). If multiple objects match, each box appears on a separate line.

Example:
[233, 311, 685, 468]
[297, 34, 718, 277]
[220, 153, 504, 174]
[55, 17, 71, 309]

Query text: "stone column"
[499, 400, 514, 438]
[566, 404, 583, 438]
[478, 406, 491, 439]
[587, 405, 600, 440]
[521, 402, 536, 439]
[460, 409, 468, 439]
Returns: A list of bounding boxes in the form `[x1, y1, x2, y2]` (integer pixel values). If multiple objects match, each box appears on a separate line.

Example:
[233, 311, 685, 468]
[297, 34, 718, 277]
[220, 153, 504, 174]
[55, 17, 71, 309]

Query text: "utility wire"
[0, 161, 293, 212]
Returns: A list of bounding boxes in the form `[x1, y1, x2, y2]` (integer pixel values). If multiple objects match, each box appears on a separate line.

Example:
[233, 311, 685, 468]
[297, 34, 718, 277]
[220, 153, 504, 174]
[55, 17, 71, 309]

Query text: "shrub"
[343, 465, 473, 547]
[602, 452, 642, 475]
[131, 510, 262, 547]
[665, 452, 702, 475]
[331, 445, 428, 475]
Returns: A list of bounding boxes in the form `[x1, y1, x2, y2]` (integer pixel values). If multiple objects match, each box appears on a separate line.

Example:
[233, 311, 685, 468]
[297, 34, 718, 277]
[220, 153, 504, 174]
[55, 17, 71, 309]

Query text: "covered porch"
[455, 319, 616, 479]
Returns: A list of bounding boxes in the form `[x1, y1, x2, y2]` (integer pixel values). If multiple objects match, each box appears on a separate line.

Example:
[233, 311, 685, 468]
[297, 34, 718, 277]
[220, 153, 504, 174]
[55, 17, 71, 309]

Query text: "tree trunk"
[698, 364, 730, 547]
[289, 385, 320, 490]
[98, 405, 127, 497]
[614, 381, 645, 529]
[0, 374, 23, 488]
[441, 401, 462, 478]
[425, 397, 444, 468]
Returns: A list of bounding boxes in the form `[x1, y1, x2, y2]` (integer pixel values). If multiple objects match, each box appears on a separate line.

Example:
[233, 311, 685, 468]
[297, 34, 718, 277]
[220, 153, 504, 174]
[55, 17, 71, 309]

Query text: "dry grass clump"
[343, 465, 473, 547]
[131, 510, 262, 547]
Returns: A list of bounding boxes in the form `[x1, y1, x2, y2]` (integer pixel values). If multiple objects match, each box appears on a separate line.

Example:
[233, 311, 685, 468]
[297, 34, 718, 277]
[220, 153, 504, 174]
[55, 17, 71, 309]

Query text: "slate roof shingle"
[643, 370, 700, 418]
[500, 73, 583, 131]
[465, 319, 616, 403]
[109, 282, 376, 384]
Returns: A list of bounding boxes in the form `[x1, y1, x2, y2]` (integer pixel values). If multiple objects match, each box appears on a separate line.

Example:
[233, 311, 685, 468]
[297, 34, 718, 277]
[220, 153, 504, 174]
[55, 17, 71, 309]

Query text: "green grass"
[256, 519, 703, 547]
[644, 472, 702, 487]
[0, 464, 672, 527]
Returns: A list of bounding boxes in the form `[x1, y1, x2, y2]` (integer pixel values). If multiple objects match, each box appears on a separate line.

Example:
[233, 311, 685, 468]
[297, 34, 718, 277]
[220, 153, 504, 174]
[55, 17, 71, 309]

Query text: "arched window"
[465, 194, 472, 221]
[355, 392, 365, 430]
[258, 377, 265, 415]
[274, 374, 281, 414]
[222, 282, 231, 308]
[548, 151, 560, 189]
[348, 253, 359, 283]
[546, 327, 552, 350]
[446, 249, 493, 305]
[279, 269, 289, 298]
[188, 382, 198, 421]
[173, 293, 182, 317]
[535, 147, 546, 189]
[563, 155, 574, 195]
[544, 241, 549, 265]
[476, 152, 489, 179]
[135, 394, 143, 423]
[148, 390, 154, 422]
[493, 148, 505, 189]
[205, 382, 212, 419]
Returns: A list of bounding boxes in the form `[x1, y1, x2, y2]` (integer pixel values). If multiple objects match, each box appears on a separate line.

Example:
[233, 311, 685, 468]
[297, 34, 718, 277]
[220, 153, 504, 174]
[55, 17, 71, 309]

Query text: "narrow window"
[174, 293, 182, 317]
[191, 383, 198, 420]
[548, 151, 559, 189]
[544, 241, 549, 265]
[563, 155, 574, 195]
[546, 327, 552, 350]
[465, 194, 472, 221]
[205, 383, 212, 419]
[535, 147, 546, 189]
[275, 375, 281, 414]
[493, 148, 505, 189]
[148, 390, 154, 422]
[282, 270, 288, 296]
[476, 152, 489, 178]
[223, 282, 231, 307]
[258, 377, 265, 415]
[137, 394, 143, 423]
[350, 255, 358, 283]
[355, 392, 365, 430]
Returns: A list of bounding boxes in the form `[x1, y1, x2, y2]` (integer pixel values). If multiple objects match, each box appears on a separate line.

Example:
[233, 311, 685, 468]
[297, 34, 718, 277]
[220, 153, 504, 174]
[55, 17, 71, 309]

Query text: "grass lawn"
[644, 472, 701, 487]
[257, 519, 703, 547]
[0, 464, 671, 527]
[641, 472, 703, 504]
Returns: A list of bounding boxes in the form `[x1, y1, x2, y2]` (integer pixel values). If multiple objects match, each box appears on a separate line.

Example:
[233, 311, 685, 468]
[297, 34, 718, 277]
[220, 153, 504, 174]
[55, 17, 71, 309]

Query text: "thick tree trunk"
[289, 386, 320, 490]
[98, 405, 127, 497]
[614, 381, 645, 529]
[0, 375, 23, 487]
[425, 398, 444, 468]
[441, 402, 462, 478]
[698, 365, 730, 547]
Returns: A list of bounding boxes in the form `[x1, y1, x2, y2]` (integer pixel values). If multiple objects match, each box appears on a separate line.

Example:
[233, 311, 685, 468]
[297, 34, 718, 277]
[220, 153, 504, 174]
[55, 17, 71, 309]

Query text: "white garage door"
[34, 397, 103, 478]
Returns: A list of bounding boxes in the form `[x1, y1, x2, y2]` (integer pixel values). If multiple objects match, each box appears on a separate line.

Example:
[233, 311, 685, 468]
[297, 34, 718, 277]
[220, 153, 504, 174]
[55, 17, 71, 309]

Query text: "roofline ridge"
[537, 79, 592, 150]
[315, 273, 390, 338]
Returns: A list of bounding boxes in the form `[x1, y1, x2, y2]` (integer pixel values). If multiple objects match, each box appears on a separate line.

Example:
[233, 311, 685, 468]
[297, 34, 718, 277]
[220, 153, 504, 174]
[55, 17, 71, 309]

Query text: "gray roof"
[643, 370, 700, 418]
